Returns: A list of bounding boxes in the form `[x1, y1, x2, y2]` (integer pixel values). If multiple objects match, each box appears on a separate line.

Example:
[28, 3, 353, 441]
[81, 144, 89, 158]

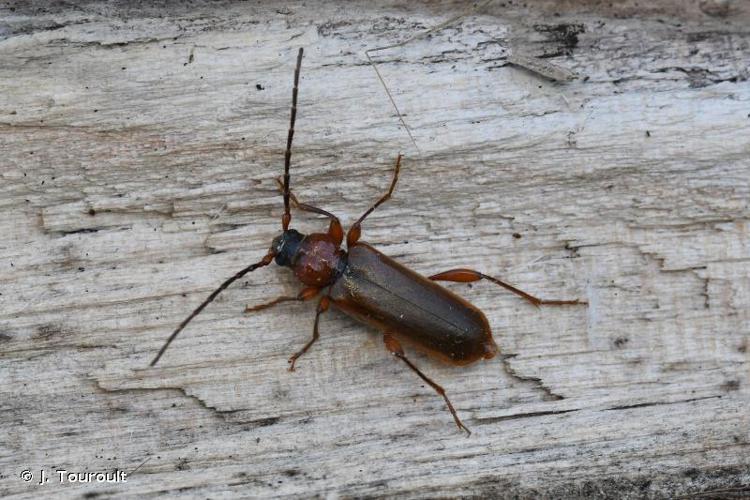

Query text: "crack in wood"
[500, 354, 565, 401]
[475, 408, 580, 424]
[604, 395, 723, 411]
[91, 379, 274, 425]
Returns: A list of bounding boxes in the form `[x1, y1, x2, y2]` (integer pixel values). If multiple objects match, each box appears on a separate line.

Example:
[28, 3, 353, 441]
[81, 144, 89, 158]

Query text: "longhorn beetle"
[150, 48, 586, 434]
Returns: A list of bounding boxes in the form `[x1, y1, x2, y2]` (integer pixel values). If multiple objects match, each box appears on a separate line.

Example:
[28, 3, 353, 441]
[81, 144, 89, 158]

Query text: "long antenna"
[283, 48, 304, 231]
[150, 252, 274, 366]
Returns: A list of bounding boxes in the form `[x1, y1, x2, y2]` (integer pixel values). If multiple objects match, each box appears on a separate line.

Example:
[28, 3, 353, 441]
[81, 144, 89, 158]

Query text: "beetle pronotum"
[150, 48, 585, 434]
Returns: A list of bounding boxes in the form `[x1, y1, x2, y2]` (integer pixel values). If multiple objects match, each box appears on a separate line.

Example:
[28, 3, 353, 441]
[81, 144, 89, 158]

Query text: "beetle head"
[271, 229, 305, 267]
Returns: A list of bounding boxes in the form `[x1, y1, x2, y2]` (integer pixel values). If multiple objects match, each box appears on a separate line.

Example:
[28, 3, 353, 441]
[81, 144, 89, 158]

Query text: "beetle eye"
[271, 235, 284, 254]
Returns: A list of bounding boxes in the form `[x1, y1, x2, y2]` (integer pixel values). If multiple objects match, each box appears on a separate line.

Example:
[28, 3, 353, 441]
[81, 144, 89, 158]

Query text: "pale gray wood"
[2, 1, 749, 498]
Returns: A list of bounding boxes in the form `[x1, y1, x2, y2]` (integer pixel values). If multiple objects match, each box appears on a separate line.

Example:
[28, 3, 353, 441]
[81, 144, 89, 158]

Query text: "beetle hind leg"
[383, 333, 471, 436]
[429, 268, 586, 308]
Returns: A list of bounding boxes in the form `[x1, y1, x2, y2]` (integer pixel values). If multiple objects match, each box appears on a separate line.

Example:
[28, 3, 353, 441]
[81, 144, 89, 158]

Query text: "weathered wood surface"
[2, 0, 749, 498]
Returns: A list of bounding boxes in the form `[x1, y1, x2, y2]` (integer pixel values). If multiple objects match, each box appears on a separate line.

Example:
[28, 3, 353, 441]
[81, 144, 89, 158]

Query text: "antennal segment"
[283, 47, 304, 231]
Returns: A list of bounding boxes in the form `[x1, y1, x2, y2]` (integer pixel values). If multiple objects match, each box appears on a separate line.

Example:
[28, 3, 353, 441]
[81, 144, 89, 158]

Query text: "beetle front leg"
[383, 333, 471, 436]
[245, 286, 320, 313]
[288, 295, 330, 371]
[429, 268, 586, 308]
[347, 154, 401, 247]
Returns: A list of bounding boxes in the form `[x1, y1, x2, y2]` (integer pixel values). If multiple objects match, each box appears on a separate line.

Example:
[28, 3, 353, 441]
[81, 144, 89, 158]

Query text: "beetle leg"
[347, 154, 401, 247]
[429, 268, 586, 308]
[275, 177, 343, 245]
[288, 295, 330, 371]
[245, 286, 319, 313]
[383, 333, 471, 436]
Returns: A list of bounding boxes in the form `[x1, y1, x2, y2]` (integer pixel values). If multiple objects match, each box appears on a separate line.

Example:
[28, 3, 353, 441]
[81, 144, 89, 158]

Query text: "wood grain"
[1, 1, 749, 498]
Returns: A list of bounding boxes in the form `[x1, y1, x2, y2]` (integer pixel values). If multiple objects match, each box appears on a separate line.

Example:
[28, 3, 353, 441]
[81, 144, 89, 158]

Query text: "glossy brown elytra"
[150, 48, 586, 435]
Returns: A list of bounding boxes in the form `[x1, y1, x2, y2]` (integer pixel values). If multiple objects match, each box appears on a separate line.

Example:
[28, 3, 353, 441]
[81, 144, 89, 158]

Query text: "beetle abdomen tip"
[483, 339, 499, 359]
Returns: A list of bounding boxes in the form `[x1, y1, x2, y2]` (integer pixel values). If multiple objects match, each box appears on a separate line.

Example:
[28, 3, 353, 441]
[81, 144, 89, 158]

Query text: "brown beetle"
[150, 48, 585, 434]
